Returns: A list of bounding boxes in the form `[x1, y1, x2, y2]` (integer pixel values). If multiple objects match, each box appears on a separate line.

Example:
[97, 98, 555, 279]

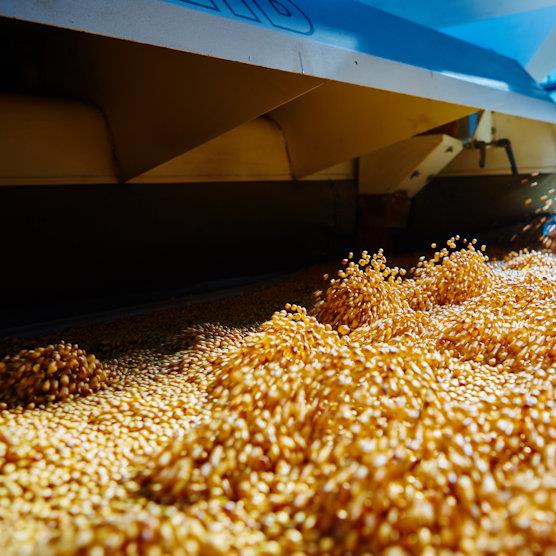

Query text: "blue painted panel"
[442, 6, 556, 66]
[357, 0, 556, 29]
[543, 70, 556, 86]
[543, 71, 556, 101]
[358, 1, 556, 82]
[162, 0, 553, 102]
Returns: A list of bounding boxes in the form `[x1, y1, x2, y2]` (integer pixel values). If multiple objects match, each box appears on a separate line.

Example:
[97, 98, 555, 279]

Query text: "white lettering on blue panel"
[252, 1, 313, 34]
[173, 0, 314, 35]
[223, 0, 260, 22]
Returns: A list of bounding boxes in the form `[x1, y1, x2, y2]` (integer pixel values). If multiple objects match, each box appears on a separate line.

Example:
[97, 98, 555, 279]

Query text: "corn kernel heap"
[0, 343, 107, 406]
[504, 249, 556, 272]
[313, 250, 410, 329]
[0, 241, 555, 555]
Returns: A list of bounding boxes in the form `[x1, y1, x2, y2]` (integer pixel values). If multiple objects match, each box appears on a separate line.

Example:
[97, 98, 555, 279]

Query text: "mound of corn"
[0, 343, 107, 406]
[0, 241, 555, 555]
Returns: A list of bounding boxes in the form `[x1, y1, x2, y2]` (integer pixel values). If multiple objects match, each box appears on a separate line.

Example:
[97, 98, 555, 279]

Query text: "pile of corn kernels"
[0, 240, 555, 555]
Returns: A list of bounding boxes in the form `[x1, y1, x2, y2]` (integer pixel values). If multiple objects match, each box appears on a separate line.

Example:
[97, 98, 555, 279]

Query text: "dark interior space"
[0, 181, 356, 329]
[4, 173, 553, 330]
[409, 173, 556, 247]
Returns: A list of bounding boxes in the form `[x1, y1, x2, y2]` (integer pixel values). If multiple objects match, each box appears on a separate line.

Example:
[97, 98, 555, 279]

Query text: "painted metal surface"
[528, 28, 556, 82]
[362, 1, 556, 82]
[269, 82, 473, 178]
[2, 0, 556, 123]
[359, 134, 463, 197]
[358, 1, 556, 28]
[442, 113, 556, 176]
[442, 7, 556, 68]
[0, 94, 117, 185]
[65, 35, 320, 181]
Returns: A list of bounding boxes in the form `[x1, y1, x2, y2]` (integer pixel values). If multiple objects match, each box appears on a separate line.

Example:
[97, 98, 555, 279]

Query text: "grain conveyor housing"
[1, 0, 555, 325]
